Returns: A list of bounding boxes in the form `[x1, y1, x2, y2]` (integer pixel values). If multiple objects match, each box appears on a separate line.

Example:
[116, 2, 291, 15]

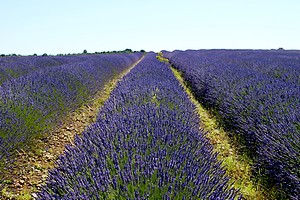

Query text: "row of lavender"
[163, 50, 300, 199]
[0, 53, 142, 182]
[0, 55, 90, 85]
[38, 53, 240, 199]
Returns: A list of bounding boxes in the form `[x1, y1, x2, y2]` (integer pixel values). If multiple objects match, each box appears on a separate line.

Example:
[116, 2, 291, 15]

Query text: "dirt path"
[170, 67, 263, 199]
[156, 52, 266, 199]
[1, 56, 144, 200]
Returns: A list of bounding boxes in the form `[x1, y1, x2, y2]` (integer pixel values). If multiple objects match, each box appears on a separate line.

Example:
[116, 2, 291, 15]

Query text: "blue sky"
[1, 0, 299, 55]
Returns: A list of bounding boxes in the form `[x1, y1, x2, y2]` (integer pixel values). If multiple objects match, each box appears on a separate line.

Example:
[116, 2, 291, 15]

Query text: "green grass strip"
[157, 52, 270, 199]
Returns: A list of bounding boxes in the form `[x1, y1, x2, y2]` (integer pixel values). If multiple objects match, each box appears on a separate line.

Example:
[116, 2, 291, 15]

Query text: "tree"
[83, 49, 88, 54]
[124, 48, 132, 53]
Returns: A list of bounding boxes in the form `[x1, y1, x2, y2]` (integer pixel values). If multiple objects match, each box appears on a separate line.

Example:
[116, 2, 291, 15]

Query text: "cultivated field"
[0, 50, 299, 199]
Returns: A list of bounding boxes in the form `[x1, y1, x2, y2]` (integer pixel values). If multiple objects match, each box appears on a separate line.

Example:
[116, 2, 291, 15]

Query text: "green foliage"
[124, 49, 132, 53]
[156, 52, 169, 63]
[96, 49, 144, 55]
[167, 65, 265, 199]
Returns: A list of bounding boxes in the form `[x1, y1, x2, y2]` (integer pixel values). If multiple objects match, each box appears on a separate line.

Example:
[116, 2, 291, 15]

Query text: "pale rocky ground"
[1, 57, 144, 200]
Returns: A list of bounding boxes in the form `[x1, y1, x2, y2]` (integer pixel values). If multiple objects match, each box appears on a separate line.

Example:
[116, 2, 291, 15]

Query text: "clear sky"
[1, 0, 299, 55]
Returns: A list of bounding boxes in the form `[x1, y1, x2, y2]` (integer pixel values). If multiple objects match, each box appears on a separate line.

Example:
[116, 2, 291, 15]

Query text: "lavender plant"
[38, 53, 240, 199]
[0, 55, 89, 85]
[164, 49, 300, 199]
[0, 53, 142, 185]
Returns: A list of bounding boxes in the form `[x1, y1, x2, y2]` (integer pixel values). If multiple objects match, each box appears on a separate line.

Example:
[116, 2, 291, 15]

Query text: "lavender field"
[164, 49, 300, 199]
[0, 53, 143, 188]
[0, 50, 299, 199]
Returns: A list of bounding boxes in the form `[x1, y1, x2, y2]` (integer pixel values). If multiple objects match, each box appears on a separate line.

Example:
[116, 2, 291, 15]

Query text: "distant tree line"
[92, 49, 145, 55]
[0, 49, 146, 57]
[1, 53, 20, 57]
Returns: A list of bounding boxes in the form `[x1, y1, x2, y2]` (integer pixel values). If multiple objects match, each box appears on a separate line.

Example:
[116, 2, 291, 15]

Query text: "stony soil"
[1, 56, 144, 200]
